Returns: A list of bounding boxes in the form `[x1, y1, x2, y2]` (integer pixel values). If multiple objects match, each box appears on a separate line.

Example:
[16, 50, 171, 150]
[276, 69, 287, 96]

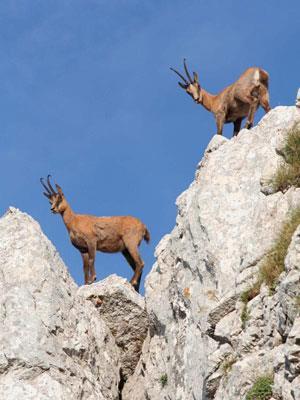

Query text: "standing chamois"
[171, 59, 271, 136]
[40, 175, 150, 292]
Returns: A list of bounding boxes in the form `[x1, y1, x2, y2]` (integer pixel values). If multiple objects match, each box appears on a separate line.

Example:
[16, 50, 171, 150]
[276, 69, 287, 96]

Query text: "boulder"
[0, 207, 120, 400]
[78, 275, 149, 382]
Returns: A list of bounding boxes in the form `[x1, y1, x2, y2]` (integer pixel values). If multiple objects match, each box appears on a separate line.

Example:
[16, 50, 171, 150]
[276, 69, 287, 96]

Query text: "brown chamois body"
[171, 59, 271, 136]
[40, 176, 150, 292]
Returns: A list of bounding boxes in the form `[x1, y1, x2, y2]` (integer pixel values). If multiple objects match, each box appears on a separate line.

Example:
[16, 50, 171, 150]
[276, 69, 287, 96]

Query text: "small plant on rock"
[261, 125, 300, 291]
[241, 204, 300, 319]
[160, 373, 168, 388]
[241, 303, 251, 329]
[240, 282, 261, 328]
[245, 375, 273, 400]
[295, 296, 300, 310]
[259, 207, 300, 291]
[241, 282, 261, 304]
[222, 355, 237, 375]
[270, 124, 300, 192]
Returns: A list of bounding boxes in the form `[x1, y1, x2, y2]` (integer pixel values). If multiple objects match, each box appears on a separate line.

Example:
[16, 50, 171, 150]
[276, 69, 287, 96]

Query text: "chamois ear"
[55, 184, 64, 197]
[193, 72, 199, 83]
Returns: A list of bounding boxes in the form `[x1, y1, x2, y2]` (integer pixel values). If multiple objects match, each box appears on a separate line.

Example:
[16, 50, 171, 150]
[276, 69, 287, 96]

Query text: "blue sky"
[1, 1, 299, 292]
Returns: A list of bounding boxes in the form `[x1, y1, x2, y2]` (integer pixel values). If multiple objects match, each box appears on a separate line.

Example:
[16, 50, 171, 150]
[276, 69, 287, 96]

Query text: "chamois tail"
[144, 227, 150, 244]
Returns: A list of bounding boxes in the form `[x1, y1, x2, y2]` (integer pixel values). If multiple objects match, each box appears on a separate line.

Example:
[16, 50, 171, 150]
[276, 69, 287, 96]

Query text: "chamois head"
[40, 175, 67, 214]
[170, 59, 201, 103]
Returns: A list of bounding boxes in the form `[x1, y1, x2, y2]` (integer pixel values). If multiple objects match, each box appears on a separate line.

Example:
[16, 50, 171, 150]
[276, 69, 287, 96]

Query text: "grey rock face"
[296, 88, 300, 107]
[78, 275, 149, 382]
[0, 207, 120, 400]
[2, 106, 300, 400]
[123, 107, 300, 400]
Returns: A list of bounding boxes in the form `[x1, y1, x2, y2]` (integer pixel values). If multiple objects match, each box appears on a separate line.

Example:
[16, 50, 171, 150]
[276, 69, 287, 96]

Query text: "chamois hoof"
[86, 275, 97, 285]
[130, 281, 140, 293]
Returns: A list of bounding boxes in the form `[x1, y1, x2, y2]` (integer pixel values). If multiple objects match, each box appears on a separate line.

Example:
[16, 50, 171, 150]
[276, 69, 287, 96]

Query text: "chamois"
[40, 175, 150, 292]
[171, 59, 271, 136]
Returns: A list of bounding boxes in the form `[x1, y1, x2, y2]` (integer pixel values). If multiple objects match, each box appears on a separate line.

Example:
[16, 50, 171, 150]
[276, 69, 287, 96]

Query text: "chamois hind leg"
[123, 248, 145, 291]
[124, 243, 144, 292]
[81, 252, 90, 285]
[234, 92, 257, 129]
[236, 87, 260, 130]
[122, 249, 136, 272]
[244, 100, 259, 130]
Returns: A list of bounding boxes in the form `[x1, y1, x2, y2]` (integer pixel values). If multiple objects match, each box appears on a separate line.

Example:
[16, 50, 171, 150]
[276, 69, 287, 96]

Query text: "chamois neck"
[60, 203, 75, 232]
[199, 89, 217, 113]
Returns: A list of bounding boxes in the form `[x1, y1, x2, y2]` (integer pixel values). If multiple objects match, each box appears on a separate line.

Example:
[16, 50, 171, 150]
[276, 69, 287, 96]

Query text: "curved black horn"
[178, 82, 187, 89]
[183, 59, 193, 83]
[47, 175, 56, 194]
[170, 67, 189, 85]
[40, 177, 51, 195]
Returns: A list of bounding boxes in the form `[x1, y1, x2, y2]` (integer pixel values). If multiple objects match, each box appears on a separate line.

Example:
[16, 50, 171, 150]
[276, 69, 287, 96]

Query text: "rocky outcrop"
[211, 225, 300, 400]
[0, 208, 120, 400]
[78, 275, 149, 383]
[123, 106, 300, 400]
[1, 106, 300, 400]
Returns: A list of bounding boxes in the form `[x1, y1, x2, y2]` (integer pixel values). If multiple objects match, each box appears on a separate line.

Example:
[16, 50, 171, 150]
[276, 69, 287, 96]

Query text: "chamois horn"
[183, 58, 193, 84]
[170, 67, 189, 85]
[40, 177, 52, 198]
[47, 175, 57, 195]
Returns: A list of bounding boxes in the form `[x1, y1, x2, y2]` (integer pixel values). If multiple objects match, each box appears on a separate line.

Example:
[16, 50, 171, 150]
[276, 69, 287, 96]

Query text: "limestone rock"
[2, 105, 300, 400]
[123, 106, 300, 400]
[296, 88, 300, 107]
[0, 207, 120, 400]
[78, 275, 149, 382]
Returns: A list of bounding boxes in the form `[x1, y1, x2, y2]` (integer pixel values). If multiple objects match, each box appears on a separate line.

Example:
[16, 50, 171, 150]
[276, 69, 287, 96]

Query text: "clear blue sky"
[1, 1, 299, 292]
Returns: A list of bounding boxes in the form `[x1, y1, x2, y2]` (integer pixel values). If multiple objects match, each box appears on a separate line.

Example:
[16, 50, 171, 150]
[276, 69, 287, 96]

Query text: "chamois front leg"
[81, 252, 90, 285]
[244, 99, 259, 130]
[87, 244, 97, 284]
[215, 111, 226, 135]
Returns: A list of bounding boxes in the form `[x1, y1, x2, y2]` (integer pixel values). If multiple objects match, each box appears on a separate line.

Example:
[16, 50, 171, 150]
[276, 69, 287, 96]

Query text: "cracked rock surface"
[0, 207, 120, 400]
[123, 106, 300, 400]
[78, 275, 149, 382]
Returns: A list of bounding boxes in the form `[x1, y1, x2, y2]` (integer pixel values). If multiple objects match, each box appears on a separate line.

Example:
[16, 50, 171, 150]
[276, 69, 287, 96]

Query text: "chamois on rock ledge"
[40, 175, 150, 292]
[171, 59, 271, 136]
